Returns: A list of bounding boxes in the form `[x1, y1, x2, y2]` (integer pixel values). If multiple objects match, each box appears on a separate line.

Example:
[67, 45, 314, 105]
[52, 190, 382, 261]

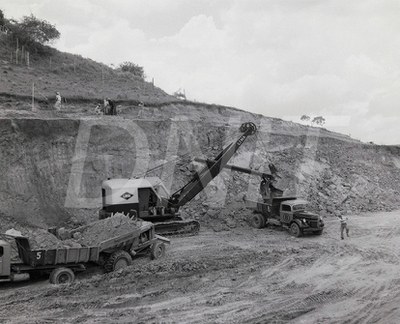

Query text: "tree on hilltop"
[7, 14, 60, 50]
[300, 115, 310, 122]
[118, 61, 145, 80]
[312, 116, 326, 126]
[0, 9, 5, 26]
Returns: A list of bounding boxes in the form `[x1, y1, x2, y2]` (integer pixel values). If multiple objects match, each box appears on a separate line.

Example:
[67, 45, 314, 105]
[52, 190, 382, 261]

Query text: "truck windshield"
[293, 204, 306, 211]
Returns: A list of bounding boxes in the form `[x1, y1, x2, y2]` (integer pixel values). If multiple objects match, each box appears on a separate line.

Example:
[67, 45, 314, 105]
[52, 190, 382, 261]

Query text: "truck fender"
[291, 219, 304, 228]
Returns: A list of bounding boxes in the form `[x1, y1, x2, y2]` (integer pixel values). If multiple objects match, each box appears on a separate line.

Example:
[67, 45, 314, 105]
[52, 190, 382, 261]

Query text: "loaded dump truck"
[0, 218, 169, 284]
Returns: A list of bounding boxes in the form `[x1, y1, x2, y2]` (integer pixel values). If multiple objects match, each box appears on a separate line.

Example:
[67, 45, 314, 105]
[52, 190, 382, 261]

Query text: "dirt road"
[1, 210, 400, 323]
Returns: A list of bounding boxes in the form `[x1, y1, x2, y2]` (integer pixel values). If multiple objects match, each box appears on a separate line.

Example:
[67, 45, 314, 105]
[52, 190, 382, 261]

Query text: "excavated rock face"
[0, 113, 399, 230]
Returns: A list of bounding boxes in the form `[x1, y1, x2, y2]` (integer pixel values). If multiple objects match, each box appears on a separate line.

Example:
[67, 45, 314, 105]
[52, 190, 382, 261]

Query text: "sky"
[2, 0, 400, 144]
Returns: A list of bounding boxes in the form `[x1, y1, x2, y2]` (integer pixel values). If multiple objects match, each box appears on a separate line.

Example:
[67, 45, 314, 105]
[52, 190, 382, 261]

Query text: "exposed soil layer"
[0, 106, 398, 231]
[1, 210, 400, 323]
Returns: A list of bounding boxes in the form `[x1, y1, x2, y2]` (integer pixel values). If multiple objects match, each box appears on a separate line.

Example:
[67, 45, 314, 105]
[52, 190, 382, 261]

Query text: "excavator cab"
[100, 177, 170, 220]
[138, 187, 159, 217]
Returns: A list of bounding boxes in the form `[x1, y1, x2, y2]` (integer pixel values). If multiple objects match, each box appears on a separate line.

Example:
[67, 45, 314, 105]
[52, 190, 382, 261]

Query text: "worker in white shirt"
[338, 215, 350, 240]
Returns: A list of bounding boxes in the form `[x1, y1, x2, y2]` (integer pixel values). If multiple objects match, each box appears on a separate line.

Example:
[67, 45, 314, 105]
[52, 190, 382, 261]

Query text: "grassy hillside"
[0, 33, 174, 104]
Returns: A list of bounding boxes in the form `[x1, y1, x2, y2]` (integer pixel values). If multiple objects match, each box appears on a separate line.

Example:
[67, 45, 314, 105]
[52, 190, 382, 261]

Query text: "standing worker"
[54, 91, 62, 111]
[103, 98, 110, 115]
[108, 98, 116, 115]
[338, 215, 350, 240]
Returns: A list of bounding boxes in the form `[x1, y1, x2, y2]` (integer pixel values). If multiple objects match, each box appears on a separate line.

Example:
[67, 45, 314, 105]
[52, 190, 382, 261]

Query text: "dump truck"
[99, 122, 257, 236]
[194, 161, 324, 237]
[246, 197, 324, 236]
[0, 220, 169, 284]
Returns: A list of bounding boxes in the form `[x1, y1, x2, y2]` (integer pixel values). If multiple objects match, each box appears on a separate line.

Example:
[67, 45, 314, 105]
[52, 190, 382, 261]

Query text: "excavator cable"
[142, 151, 193, 176]
[253, 129, 280, 178]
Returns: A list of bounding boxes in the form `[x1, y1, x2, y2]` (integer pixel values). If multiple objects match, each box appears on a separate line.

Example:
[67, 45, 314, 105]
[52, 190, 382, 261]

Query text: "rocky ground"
[2, 210, 400, 323]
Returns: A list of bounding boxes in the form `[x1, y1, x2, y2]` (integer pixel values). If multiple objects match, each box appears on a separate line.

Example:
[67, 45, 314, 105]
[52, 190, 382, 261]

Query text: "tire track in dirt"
[2, 211, 400, 323]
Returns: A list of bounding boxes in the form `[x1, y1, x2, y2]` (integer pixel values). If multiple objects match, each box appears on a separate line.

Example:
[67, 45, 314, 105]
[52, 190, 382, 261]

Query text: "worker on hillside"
[103, 99, 109, 115]
[107, 98, 116, 115]
[94, 103, 102, 115]
[338, 215, 350, 240]
[54, 91, 62, 111]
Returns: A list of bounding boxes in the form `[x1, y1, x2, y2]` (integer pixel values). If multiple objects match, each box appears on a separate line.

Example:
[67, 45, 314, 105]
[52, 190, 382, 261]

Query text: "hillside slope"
[0, 38, 399, 229]
[0, 33, 173, 103]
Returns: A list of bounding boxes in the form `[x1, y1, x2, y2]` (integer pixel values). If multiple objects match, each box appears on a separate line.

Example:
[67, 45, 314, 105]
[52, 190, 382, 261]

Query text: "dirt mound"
[20, 228, 67, 250]
[8, 214, 144, 250]
[68, 213, 144, 247]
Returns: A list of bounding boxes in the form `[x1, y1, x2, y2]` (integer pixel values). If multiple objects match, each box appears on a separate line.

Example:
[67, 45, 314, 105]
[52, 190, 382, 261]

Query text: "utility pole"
[101, 67, 104, 91]
[32, 82, 36, 112]
[15, 38, 19, 64]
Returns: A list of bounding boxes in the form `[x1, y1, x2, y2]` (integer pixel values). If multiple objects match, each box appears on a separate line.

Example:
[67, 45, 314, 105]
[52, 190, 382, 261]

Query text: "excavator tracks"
[154, 220, 200, 237]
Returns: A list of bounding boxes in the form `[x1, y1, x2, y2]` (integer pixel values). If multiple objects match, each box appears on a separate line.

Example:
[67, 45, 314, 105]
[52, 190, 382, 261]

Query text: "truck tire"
[104, 250, 132, 273]
[151, 242, 166, 260]
[290, 222, 302, 237]
[49, 267, 75, 284]
[250, 214, 266, 229]
[314, 230, 323, 235]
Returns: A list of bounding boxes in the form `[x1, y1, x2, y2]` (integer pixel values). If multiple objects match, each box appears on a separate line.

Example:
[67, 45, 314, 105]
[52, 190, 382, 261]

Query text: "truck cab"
[279, 199, 324, 237]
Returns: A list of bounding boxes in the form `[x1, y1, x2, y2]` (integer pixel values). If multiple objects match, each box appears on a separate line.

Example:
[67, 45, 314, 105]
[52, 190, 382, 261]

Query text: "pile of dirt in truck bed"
[12, 214, 143, 250]
[20, 228, 69, 250]
[68, 213, 144, 247]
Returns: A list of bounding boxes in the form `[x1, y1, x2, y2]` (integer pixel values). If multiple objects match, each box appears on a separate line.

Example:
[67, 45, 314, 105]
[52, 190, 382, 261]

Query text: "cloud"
[1, 0, 399, 144]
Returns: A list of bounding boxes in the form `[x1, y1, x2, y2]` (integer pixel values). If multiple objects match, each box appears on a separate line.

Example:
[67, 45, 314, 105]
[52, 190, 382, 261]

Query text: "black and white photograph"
[0, 1, 399, 323]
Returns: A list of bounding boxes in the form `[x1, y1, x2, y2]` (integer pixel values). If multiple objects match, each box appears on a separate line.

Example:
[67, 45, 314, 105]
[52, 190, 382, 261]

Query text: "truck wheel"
[104, 250, 132, 273]
[49, 267, 75, 284]
[315, 230, 323, 235]
[151, 242, 166, 260]
[250, 214, 265, 229]
[290, 223, 302, 237]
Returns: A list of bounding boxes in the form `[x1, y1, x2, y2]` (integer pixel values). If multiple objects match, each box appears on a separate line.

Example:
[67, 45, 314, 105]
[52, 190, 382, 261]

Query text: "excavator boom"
[100, 122, 257, 236]
[168, 122, 257, 208]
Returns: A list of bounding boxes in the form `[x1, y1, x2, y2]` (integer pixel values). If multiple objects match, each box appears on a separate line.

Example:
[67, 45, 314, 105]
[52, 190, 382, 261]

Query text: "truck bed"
[245, 197, 298, 218]
[15, 221, 154, 267]
[16, 237, 100, 266]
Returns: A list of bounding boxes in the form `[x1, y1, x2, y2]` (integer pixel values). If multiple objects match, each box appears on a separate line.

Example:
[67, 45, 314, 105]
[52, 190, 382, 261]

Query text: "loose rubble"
[67, 213, 142, 247]
[4, 213, 142, 250]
